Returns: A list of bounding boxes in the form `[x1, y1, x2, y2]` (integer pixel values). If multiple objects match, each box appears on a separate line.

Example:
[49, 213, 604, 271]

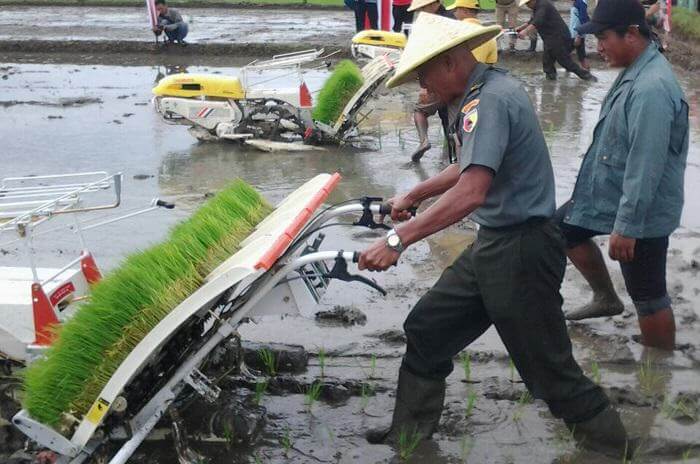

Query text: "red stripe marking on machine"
[255, 172, 342, 270]
[50, 281, 76, 307]
[32, 283, 59, 346]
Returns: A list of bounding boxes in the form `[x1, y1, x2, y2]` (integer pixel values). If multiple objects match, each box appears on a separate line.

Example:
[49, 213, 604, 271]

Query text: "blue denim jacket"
[564, 43, 689, 238]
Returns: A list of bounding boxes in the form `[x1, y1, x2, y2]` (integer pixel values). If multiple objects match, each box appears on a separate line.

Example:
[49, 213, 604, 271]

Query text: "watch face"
[387, 234, 401, 247]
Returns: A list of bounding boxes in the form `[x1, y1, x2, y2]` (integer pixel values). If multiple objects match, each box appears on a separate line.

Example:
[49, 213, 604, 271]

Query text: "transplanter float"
[13, 173, 396, 464]
[152, 50, 396, 148]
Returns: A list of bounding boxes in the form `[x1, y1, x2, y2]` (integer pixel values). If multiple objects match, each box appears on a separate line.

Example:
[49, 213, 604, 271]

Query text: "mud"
[1, 33, 700, 464]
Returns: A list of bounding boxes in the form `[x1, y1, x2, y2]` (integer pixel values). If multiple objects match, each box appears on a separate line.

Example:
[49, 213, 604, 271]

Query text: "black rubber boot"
[366, 367, 446, 445]
[567, 406, 636, 459]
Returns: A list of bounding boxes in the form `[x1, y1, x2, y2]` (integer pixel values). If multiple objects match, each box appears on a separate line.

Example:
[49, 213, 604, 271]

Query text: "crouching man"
[155, 0, 189, 45]
[358, 12, 632, 458]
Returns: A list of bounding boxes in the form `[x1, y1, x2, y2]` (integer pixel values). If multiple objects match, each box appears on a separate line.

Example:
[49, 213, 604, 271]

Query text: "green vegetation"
[638, 358, 668, 396]
[358, 382, 374, 414]
[590, 361, 601, 384]
[460, 351, 471, 383]
[254, 379, 268, 405]
[465, 389, 477, 418]
[258, 348, 277, 377]
[512, 391, 533, 422]
[398, 427, 422, 461]
[318, 347, 326, 378]
[280, 427, 294, 457]
[672, 8, 700, 42]
[312, 60, 364, 125]
[459, 435, 474, 463]
[304, 381, 323, 410]
[22, 180, 272, 428]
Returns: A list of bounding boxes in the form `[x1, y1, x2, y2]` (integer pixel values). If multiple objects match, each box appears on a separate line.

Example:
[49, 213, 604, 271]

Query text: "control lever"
[378, 202, 418, 217]
[325, 251, 387, 296]
[155, 199, 176, 209]
[354, 196, 390, 230]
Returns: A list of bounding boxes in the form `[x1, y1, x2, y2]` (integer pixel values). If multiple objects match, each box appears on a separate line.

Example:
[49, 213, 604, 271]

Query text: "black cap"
[577, 0, 646, 35]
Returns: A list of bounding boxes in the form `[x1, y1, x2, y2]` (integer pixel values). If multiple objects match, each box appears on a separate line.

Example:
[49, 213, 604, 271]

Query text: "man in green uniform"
[556, 0, 688, 351]
[358, 12, 631, 457]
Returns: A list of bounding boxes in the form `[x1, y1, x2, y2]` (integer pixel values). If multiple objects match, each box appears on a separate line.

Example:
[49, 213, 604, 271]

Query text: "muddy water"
[1, 59, 699, 463]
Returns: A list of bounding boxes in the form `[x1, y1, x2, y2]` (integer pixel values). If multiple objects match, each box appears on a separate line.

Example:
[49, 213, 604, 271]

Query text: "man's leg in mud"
[542, 43, 558, 80]
[553, 202, 624, 320]
[367, 246, 492, 444]
[475, 222, 630, 457]
[551, 42, 596, 80]
[410, 90, 439, 162]
[620, 237, 676, 351]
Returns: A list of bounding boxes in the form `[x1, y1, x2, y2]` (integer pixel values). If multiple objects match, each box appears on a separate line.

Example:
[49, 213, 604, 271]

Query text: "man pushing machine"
[358, 13, 632, 458]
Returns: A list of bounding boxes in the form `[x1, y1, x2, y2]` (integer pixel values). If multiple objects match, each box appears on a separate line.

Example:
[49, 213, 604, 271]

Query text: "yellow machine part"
[351, 30, 407, 49]
[152, 73, 246, 99]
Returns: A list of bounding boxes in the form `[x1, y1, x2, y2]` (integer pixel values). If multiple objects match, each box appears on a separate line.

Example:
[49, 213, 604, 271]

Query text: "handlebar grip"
[156, 199, 176, 209]
[378, 202, 393, 216]
[352, 251, 360, 263]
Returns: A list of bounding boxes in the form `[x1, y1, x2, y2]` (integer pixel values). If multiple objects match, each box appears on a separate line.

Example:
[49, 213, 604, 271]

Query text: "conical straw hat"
[386, 13, 502, 88]
[407, 0, 439, 12]
[518, 0, 531, 6]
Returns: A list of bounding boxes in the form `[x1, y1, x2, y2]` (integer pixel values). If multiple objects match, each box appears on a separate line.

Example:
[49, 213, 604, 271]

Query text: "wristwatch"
[385, 228, 405, 253]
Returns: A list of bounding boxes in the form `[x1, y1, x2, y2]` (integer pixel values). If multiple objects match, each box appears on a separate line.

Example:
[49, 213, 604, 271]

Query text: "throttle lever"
[326, 251, 387, 296]
[353, 196, 390, 230]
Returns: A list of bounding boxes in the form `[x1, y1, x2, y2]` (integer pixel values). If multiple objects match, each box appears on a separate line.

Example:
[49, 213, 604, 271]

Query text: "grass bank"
[0, 0, 346, 7]
[672, 8, 700, 42]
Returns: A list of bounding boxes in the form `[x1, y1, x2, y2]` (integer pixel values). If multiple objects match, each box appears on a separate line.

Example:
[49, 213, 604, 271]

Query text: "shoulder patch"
[462, 108, 478, 133]
[461, 99, 480, 115]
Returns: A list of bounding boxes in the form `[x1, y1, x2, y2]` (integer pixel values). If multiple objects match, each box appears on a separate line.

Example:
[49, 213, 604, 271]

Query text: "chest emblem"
[463, 108, 478, 133]
[461, 99, 480, 115]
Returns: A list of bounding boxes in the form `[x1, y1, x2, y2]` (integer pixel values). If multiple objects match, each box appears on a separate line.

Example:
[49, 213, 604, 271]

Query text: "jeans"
[542, 39, 591, 79]
[354, 1, 378, 31]
[164, 23, 188, 43]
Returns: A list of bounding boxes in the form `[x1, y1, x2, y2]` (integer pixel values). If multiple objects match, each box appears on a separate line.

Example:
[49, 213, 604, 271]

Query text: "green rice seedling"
[509, 358, 517, 383]
[398, 426, 422, 461]
[304, 381, 323, 411]
[318, 347, 326, 378]
[461, 351, 472, 383]
[662, 397, 697, 422]
[280, 427, 293, 457]
[311, 60, 364, 125]
[22, 180, 272, 428]
[359, 382, 374, 414]
[222, 423, 235, 448]
[258, 348, 277, 377]
[512, 391, 533, 422]
[254, 380, 268, 406]
[591, 361, 601, 384]
[460, 435, 474, 463]
[254, 453, 263, 464]
[638, 357, 669, 396]
[465, 389, 477, 418]
[682, 449, 693, 461]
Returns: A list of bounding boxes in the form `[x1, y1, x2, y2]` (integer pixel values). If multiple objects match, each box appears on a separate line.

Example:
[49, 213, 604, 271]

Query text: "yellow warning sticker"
[85, 397, 110, 424]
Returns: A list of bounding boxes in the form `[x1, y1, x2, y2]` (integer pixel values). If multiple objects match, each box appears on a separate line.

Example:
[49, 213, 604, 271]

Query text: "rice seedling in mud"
[460, 351, 472, 383]
[590, 360, 601, 384]
[318, 347, 327, 378]
[22, 180, 272, 428]
[662, 396, 698, 422]
[512, 391, 533, 422]
[682, 449, 694, 462]
[358, 382, 374, 414]
[304, 381, 323, 411]
[464, 389, 477, 418]
[460, 435, 474, 463]
[508, 357, 518, 383]
[398, 427, 422, 461]
[254, 379, 268, 406]
[258, 348, 277, 377]
[311, 60, 364, 125]
[280, 427, 294, 457]
[637, 357, 669, 396]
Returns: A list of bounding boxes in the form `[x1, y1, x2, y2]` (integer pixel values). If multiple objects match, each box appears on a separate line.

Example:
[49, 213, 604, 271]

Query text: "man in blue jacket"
[556, 0, 689, 351]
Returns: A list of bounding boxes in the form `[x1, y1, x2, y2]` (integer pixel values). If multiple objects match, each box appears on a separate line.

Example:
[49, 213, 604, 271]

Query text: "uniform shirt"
[462, 18, 498, 64]
[528, 0, 571, 45]
[452, 64, 556, 228]
[564, 43, 688, 238]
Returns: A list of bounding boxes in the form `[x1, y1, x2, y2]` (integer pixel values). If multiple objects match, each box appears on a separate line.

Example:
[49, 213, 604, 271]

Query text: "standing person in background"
[447, 0, 498, 64]
[154, 0, 188, 45]
[643, 0, 670, 49]
[569, 0, 590, 70]
[405, 0, 454, 162]
[354, 0, 379, 31]
[393, 0, 414, 32]
[518, 0, 596, 80]
[495, 0, 529, 51]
